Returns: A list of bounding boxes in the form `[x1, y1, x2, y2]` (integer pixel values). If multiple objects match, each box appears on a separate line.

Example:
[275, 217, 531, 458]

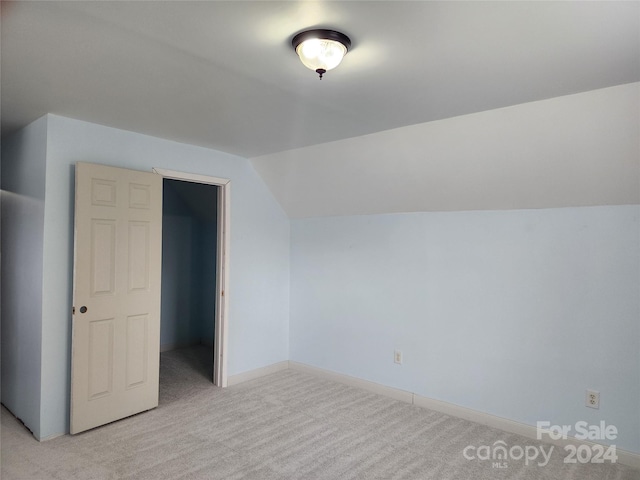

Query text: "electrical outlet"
[586, 389, 600, 409]
[394, 350, 403, 365]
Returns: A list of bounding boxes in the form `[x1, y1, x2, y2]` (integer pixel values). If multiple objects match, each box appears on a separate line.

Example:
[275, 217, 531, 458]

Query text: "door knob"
[79, 306, 88, 314]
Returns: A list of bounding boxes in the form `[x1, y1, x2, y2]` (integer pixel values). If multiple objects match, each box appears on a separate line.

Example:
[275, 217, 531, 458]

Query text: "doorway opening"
[160, 179, 218, 398]
[153, 168, 230, 393]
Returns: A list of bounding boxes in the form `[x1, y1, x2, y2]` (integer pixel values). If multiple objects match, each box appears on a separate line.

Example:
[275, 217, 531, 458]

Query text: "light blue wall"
[198, 216, 218, 345]
[290, 206, 640, 453]
[161, 179, 218, 349]
[161, 199, 196, 348]
[38, 114, 290, 438]
[0, 116, 48, 438]
[6, 112, 637, 456]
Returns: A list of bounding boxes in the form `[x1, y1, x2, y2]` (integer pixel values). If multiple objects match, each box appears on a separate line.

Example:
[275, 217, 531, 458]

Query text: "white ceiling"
[2, 1, 638, 216]
[252, 83, 639, 217]
[2, 1, 638, 159]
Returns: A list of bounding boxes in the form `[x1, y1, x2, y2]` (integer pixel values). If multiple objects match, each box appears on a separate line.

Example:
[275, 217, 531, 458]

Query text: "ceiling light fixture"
[292, 29, 351, 80]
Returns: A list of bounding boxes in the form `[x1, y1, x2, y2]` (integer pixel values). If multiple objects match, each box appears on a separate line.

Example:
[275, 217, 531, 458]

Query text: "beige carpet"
[1, 346, 638, 479]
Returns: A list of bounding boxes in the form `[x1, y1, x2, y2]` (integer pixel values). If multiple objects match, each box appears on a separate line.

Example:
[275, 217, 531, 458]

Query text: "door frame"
[152, 168, 230, 387]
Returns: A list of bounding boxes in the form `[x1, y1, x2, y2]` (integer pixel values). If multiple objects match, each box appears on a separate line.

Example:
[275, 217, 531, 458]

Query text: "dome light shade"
[292, 29, 351, 79]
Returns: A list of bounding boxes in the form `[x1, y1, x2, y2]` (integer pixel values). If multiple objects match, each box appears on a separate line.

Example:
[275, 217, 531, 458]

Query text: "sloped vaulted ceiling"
[251, 84, 639, 217]
[2, 1, 639, 216]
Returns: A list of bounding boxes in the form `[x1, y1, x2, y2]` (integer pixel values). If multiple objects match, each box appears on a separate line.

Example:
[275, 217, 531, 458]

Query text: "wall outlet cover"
[586, 389, 600, 409]
[394, 350, 403, 365]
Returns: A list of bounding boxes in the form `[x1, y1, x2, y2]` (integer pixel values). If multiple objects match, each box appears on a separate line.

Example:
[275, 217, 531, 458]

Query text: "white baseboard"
[412, 393, 536, 438]
[289, 362, 414, 404]
[227, 361, 290, 386]
[37, 432, 65, 442]
[287, 361, 640, 470]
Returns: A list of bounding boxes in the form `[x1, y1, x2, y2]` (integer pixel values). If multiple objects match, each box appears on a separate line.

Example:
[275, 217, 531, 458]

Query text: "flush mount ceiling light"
[292, 29, 351, 80]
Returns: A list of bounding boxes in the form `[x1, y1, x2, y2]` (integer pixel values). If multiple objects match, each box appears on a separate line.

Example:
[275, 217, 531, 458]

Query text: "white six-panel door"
[71, 162, 162, 434]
